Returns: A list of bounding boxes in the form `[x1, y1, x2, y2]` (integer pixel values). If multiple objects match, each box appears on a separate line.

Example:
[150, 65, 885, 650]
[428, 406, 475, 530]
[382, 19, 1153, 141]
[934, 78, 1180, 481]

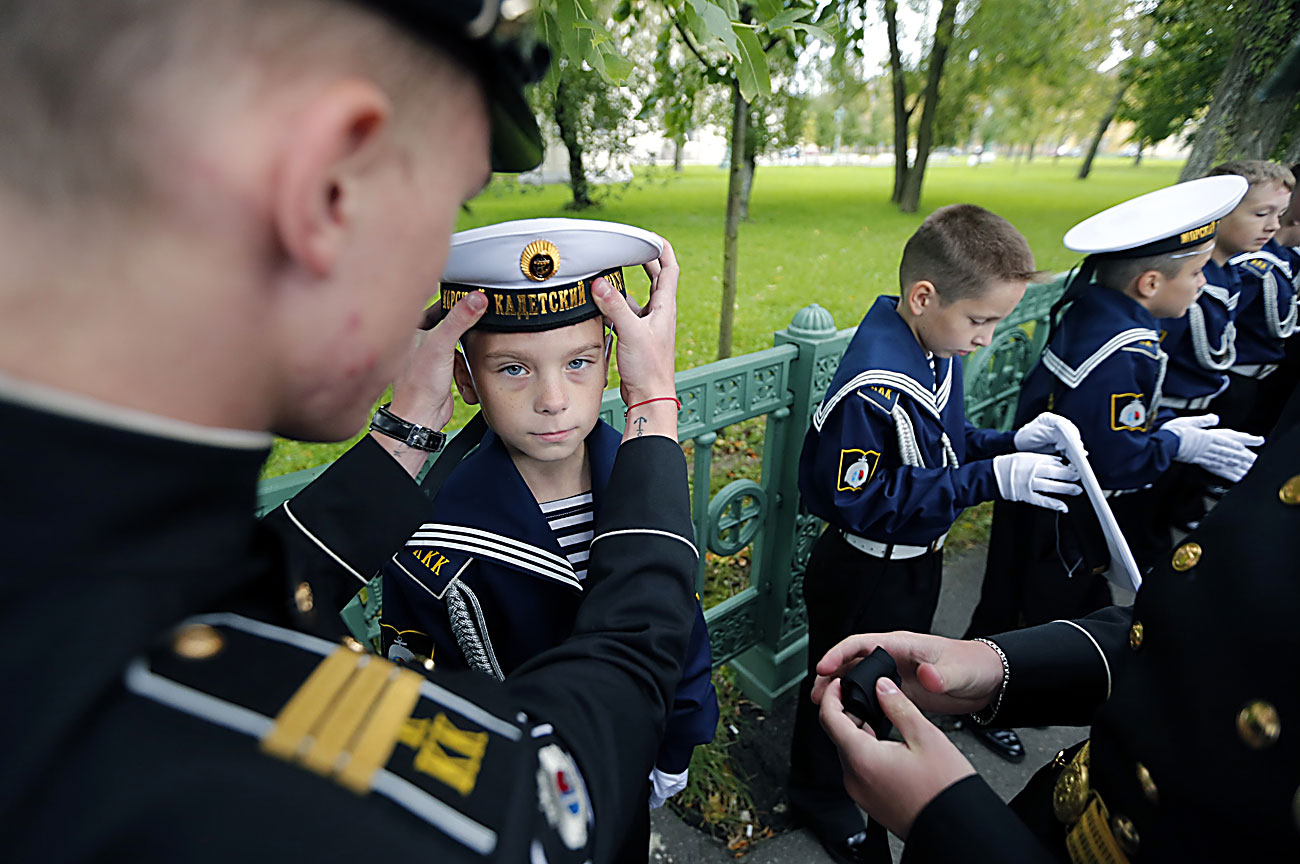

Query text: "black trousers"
[789, 528, 942, 858]
[965, 501, 1113, 639]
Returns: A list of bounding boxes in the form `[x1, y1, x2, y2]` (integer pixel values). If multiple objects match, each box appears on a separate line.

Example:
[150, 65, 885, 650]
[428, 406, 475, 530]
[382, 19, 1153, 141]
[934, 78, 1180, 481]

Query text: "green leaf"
[602, 52, 634, 82]
[789, 21, 831, 43]
[765, 8, 811, 31]
[689, 0, 741, 54]
[731, 23, 771, 101]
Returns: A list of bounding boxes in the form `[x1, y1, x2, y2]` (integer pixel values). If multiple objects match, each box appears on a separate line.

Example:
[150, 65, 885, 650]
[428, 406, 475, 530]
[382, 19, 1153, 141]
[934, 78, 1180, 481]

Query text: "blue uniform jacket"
[1157, 258, 1240, 401]
[1228, 240, 1296, 366]
[798, 296, 1015, 547]
[1018, 286, 1179, 491]
[380, 421, 718, 773]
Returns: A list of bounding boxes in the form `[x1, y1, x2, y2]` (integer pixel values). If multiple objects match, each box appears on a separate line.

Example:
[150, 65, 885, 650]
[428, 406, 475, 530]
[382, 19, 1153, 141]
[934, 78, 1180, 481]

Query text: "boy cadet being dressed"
[966, 178, 1263, 640]
[789, 205, 1084, 864]
[1207, 161, 1296, 436]
[378, 219, 719, 858]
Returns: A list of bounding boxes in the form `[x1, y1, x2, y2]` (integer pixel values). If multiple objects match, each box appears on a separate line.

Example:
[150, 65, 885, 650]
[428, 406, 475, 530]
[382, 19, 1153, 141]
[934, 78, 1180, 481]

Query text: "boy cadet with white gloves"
[378, 219, 718, 863]
[789, 205, 1083, 864]
[967, 177, 1264, 641]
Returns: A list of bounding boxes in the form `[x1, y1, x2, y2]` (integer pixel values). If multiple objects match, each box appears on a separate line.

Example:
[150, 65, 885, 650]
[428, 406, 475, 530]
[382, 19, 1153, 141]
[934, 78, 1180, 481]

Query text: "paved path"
[650, 539, 1133, 863]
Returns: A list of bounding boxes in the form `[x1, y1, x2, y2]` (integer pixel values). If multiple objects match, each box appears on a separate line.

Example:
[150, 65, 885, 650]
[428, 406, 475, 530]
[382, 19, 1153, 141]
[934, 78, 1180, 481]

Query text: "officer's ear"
[453, 349, 480, 405]
[270, 79, 393, 277]
[904, 280, 938, 316]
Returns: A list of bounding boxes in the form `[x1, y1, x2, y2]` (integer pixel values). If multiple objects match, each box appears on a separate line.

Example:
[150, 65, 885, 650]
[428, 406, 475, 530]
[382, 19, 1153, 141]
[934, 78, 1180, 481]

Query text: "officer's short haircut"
[1093, 252, 1187, 292]
[0, 0, 463, 206]
[1206, 160, 1296, 191]
[898, 204, 1043, 304]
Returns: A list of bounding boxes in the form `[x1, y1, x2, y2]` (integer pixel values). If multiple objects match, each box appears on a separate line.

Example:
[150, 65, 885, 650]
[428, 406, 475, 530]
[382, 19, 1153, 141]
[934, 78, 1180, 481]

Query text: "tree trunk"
[1134, 142, 1144, 166]
[739, 109, 758, 221]
[899, 0, 958, 213]
[1180, 1, 1298, 182]
[673, 135, 684, 172]
[1079, 78, 1131, 180]
[884, 0, 910, 204]
[554, 74, 593, 209]
[718, 78, 747, 361]
[1027, 136, 1038, 162]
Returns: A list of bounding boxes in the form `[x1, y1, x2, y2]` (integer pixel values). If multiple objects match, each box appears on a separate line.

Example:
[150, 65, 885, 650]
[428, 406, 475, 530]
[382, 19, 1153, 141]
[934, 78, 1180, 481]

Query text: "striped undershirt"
[539, 491, 595, 581]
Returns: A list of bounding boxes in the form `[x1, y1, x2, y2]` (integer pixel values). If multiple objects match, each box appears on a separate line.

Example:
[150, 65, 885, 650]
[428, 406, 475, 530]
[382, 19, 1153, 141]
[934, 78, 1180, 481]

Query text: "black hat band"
[1096, 218, 1220, 260]
[442, 267, 626, 332]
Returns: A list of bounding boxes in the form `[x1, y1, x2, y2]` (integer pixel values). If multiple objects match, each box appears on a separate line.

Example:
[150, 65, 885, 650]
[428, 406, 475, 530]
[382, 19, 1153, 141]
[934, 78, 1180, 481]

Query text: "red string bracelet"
[624, 396, 682, 416]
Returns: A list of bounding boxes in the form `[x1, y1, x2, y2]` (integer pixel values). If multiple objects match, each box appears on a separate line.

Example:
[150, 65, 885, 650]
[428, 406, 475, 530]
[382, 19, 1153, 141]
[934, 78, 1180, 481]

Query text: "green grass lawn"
[263, 156, 1184, 478]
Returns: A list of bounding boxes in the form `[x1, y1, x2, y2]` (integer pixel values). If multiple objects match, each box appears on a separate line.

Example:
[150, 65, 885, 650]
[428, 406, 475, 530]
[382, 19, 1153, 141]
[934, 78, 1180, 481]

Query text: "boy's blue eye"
[568, 358, 592, 371]
[501, 364, 526, 377]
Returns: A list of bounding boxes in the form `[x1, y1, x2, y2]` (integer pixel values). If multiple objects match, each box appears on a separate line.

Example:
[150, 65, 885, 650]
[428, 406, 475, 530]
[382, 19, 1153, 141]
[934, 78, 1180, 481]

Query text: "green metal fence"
[255, 275, 1068, 708]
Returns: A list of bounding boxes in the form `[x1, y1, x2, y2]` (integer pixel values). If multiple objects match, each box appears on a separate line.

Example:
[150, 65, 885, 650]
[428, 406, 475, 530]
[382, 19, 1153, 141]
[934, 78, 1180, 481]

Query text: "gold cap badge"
[521, 239, 560, 282]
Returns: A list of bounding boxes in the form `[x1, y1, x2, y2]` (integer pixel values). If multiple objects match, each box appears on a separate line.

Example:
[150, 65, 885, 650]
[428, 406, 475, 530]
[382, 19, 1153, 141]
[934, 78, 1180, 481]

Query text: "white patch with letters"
[536, 743, 590, 850]
[1118, 399, 1146, 429]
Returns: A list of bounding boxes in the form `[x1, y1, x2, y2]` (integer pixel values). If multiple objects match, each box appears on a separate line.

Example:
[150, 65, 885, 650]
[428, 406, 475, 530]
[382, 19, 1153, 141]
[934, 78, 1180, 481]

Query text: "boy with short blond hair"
[790, 205, 1083, 863]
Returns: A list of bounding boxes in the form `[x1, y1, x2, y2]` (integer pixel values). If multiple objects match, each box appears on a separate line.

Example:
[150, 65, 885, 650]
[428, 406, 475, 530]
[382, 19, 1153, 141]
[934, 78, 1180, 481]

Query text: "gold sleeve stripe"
[261, 646, 424, 794]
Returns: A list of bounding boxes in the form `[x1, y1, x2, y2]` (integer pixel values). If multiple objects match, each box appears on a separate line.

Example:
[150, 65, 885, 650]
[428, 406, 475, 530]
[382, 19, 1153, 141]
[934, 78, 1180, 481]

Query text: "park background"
[261, 0, 1299, 854]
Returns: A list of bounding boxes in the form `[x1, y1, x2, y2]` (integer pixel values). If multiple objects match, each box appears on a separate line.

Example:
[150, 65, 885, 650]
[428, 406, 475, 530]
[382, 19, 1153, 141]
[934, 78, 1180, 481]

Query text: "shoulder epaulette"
[1229, 249, 1293, 279]
[1041, 328, 1160, 390]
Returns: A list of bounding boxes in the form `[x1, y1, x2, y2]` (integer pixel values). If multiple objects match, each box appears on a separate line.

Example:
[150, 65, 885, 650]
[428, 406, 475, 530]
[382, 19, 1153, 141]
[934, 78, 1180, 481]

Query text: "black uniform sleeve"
[902, 776, 1056, 864]
[988, 605, 1131, 728]
[505, 435, 699, 863]
[260, 436, 431, 627]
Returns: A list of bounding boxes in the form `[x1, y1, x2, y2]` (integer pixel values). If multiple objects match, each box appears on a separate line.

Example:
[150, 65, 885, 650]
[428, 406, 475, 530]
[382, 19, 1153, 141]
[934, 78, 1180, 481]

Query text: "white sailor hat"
[440, 218, 664, 332]
[1063, 175, 1249, 259]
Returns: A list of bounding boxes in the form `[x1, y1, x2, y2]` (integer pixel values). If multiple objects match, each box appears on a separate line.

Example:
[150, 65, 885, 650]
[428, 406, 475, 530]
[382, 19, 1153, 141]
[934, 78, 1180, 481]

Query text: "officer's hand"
[375, 291, 487, 475]
[1013, 411, 1086, 457]
[591, 238, 679, 407]
[992, 452, 1081, 513]
[819, 676, 975, 838]
[1166, 419, 1264, 483]
[811, 631, 1005, 717]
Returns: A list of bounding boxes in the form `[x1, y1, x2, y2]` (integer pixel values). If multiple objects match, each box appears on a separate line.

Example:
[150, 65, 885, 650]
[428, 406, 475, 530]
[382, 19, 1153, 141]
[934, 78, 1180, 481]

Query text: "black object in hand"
[841, 647, 902, 736]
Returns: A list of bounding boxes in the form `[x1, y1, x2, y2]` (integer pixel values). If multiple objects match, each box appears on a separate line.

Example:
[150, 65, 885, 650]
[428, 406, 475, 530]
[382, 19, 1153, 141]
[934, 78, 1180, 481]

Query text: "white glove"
[1164, 416, 1264, 482]
[993, 452, 1082, 513]
[648, 766, 689, 809]
[1013, 412, 1086, 457]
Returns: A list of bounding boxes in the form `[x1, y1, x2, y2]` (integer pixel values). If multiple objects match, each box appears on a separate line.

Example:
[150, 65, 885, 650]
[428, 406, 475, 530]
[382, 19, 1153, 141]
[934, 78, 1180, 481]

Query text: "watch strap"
[369, 403, 447, 452]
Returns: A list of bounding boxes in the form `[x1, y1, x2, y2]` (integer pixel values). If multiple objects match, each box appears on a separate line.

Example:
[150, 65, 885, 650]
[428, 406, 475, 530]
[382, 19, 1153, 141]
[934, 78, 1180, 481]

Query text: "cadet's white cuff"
[648, 766, 690, 809]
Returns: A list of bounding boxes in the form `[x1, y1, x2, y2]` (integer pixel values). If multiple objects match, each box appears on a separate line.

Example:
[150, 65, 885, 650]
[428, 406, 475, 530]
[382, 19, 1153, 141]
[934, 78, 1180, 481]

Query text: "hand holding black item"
[840, 647, 903, 737]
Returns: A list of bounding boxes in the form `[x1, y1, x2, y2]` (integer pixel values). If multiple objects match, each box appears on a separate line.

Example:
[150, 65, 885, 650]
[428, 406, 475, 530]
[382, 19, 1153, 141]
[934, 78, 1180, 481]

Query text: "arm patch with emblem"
[837, 449, 881, 491]
[1111, 393, 1149, 431]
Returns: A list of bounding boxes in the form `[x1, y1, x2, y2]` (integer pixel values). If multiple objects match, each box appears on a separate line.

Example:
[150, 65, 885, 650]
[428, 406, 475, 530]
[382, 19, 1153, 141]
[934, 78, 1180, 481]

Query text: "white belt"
[1161, 393, 1216, 410]
[841, 530, 946, 560]
[1231, 363, 1278, 379]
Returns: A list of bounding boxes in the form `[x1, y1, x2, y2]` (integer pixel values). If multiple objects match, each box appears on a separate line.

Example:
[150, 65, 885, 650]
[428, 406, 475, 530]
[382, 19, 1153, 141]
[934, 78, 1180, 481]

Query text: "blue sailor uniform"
[797, 296, 1014, 546]
[968, 287, 1174, 637]
[380, 420, 718, 776]
[1156, 258, 1241, 410]
[1213, 240, 1298, 435]
[790, 296, 1016, 856]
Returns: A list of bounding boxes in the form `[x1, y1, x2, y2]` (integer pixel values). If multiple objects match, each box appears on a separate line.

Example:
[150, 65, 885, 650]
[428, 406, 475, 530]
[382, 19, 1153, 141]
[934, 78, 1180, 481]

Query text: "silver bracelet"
[969, 637, 1009, 726]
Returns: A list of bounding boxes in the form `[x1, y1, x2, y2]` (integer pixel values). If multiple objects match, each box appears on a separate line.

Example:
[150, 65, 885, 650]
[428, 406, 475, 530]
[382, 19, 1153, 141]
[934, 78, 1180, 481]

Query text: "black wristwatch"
[369, 403, 447, 452]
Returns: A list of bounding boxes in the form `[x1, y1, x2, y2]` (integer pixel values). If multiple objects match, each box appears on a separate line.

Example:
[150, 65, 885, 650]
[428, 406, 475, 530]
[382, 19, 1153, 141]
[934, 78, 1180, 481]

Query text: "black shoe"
[814, 827, 892, 864]
[967, 724, 1026, 763]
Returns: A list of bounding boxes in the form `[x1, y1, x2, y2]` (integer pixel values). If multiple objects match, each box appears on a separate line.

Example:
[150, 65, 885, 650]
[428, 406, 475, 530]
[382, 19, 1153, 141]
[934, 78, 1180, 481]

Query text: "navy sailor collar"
[813, 296, 953, 431]
[406, 419, 621, 590]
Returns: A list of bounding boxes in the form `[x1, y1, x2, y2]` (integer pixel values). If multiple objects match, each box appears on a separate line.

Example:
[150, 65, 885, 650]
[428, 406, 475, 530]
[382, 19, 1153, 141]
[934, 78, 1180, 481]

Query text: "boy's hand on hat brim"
[593, 238, 679, 407]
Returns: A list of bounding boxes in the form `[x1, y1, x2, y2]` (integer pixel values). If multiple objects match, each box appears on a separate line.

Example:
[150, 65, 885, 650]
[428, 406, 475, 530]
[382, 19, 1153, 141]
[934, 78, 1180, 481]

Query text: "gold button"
[294, 581, 315, 614]
[1237, 700, 1281, 749]
[173, 623, 224, 660]
[1280, 475, 1300, 505]
[1129, 621, 1144, 650]
[422, 657, 436, 672]
[342, 636, 366, 654]
[1171, 542, 1202, 571]
[1136, 762, 1158, 805]
[1111, 814, 1140, 855]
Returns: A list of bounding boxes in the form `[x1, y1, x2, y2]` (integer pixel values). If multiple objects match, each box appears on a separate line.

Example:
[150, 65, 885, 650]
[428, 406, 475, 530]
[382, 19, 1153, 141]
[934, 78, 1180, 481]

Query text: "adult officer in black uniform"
[0, 2, 698, 862]
[812, 389, 1300, 860]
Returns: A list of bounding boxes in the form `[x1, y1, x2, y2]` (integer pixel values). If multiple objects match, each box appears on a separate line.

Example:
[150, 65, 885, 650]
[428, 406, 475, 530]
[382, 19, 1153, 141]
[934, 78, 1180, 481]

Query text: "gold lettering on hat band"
[520, 239, 560, 282]
[1178, 220, 1218, 246]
